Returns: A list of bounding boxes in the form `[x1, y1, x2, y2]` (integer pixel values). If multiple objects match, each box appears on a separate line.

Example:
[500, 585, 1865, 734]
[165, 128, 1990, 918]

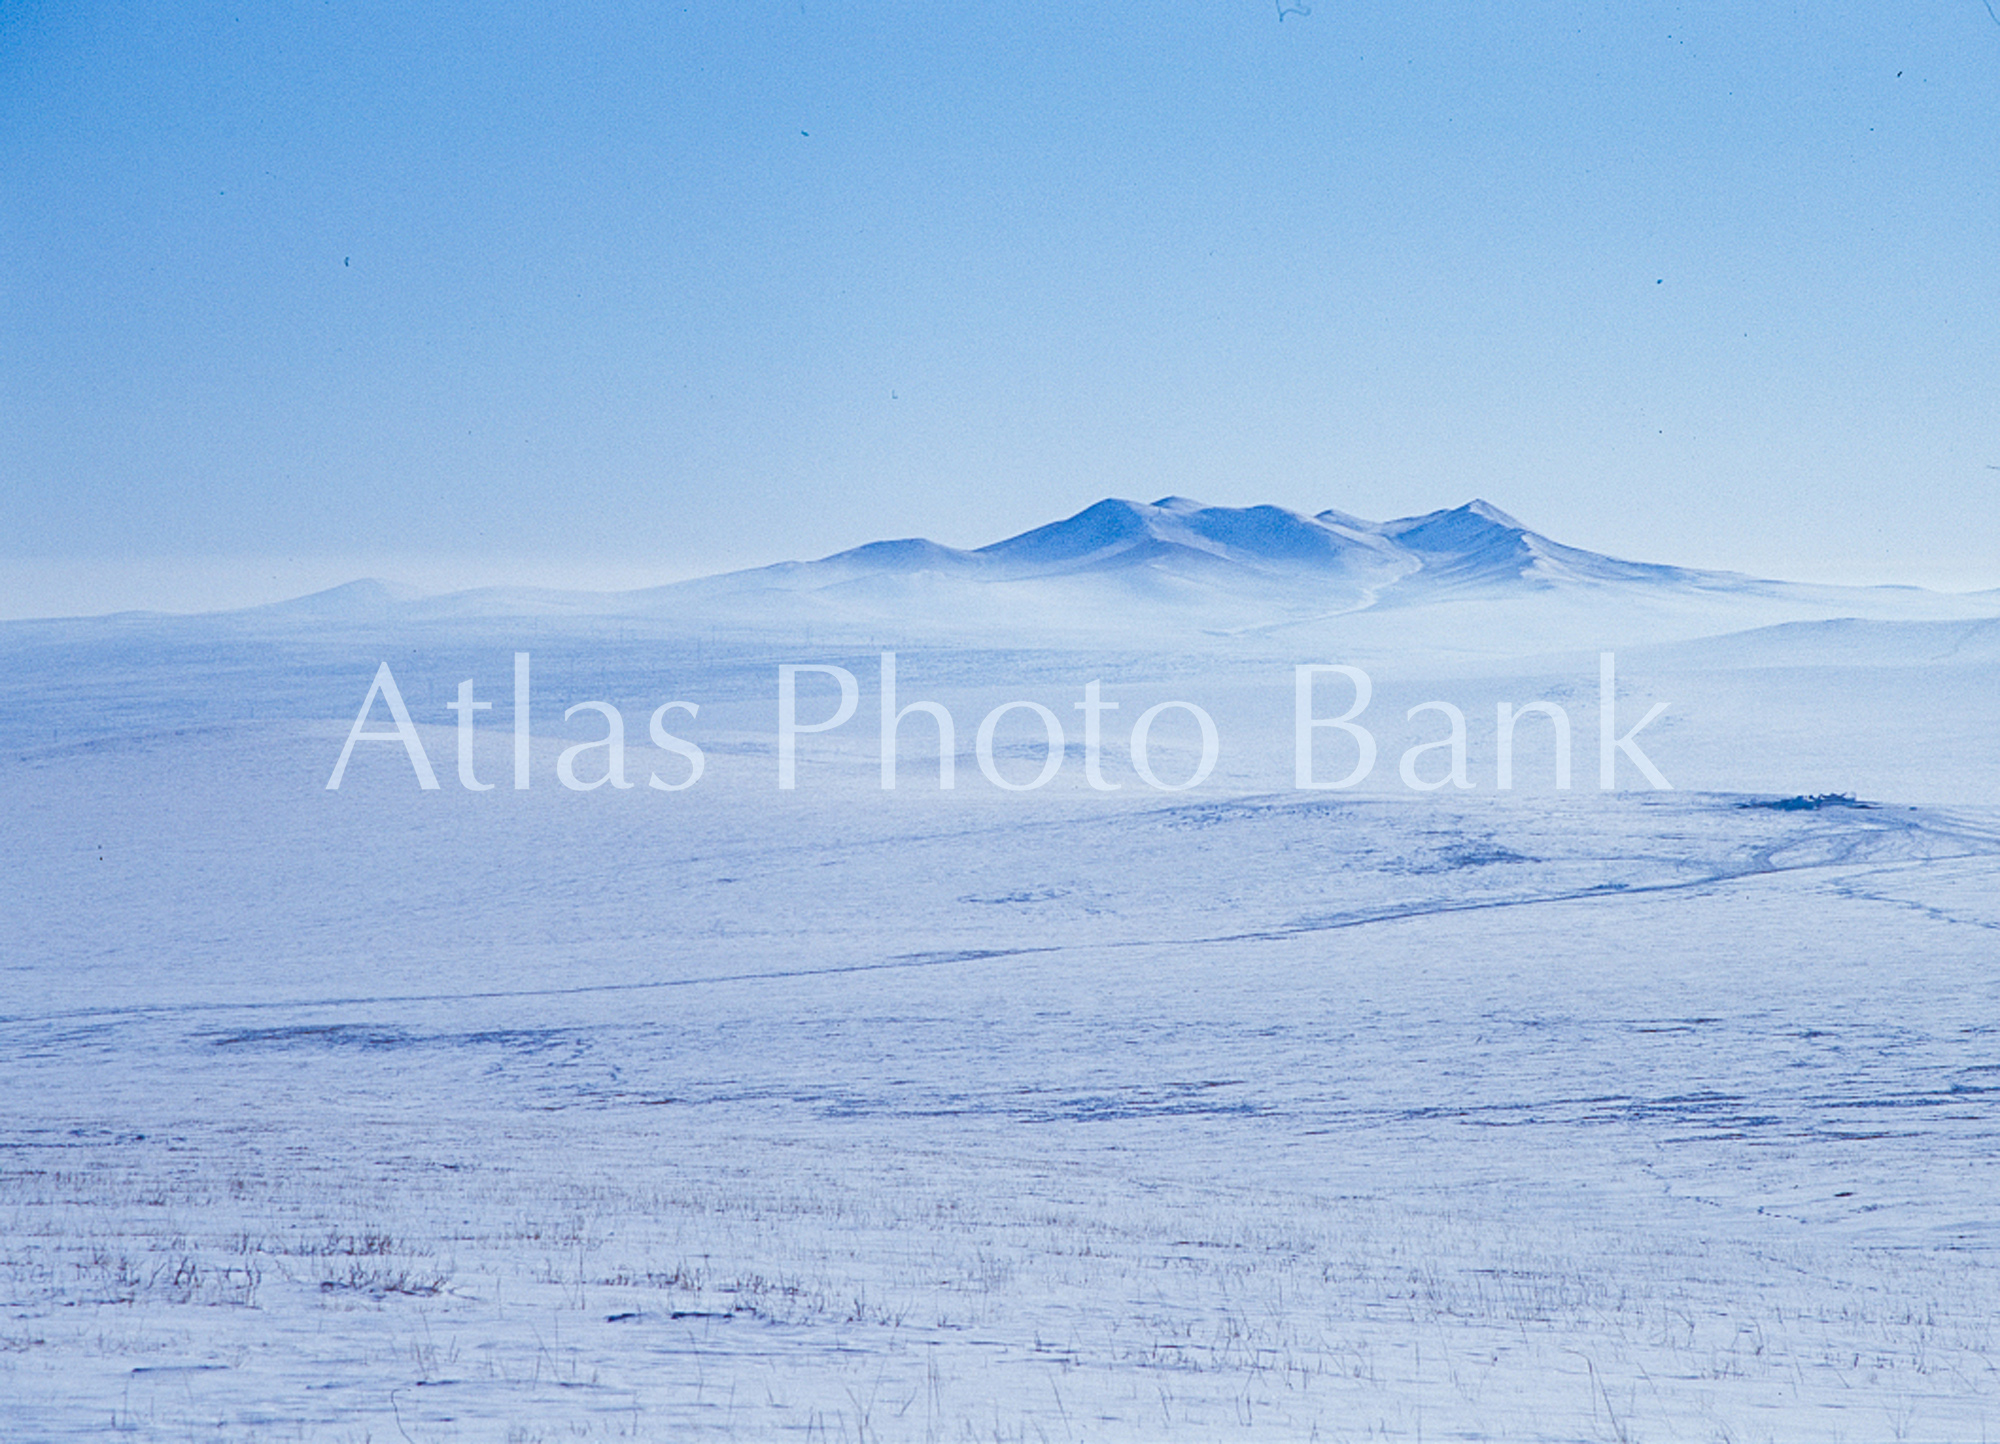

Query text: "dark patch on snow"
[1739, 793, 1874, 811]
[959, 887, 1068, 905]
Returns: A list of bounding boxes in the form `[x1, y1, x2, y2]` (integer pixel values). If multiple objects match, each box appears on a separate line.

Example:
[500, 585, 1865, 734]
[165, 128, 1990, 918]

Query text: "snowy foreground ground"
[5, 619, 2000, 1441]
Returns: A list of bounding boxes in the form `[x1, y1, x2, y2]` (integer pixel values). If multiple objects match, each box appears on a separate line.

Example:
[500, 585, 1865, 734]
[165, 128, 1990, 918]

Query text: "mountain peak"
[1459, 498, 1525, 528]
[1380, 499, 1526, 542]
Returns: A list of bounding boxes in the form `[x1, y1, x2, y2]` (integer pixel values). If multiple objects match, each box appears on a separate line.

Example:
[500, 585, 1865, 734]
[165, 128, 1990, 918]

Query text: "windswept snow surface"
[5, 566, 2000, 1440]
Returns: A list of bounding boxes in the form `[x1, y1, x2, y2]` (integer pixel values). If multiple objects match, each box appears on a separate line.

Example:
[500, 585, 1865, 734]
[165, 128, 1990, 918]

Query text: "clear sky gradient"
[4, 1, 1998, 612]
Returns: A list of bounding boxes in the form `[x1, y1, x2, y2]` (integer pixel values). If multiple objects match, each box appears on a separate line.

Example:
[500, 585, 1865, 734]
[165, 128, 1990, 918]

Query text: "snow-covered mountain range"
[18, 497, 2000, 655]
[581, 495, 1996, 647]
[719, 496, 1732, 600]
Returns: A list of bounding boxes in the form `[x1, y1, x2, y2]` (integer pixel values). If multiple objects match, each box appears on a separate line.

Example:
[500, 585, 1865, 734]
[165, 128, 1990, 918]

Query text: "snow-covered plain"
[6, 505, 2000, 1441]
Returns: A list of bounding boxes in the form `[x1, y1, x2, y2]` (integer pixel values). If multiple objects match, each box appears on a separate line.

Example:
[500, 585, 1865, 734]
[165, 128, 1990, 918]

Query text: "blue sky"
[3, 1, 1998, 611]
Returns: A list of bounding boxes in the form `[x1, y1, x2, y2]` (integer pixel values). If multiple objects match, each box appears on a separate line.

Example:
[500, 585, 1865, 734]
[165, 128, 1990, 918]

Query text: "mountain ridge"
[15, 499, 2000, 647]
[706, 495, 1752, 602]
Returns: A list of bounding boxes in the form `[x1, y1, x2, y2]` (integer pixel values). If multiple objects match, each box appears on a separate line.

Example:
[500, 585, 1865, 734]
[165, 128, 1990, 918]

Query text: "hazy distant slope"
[1366, 499, 1745, 596]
